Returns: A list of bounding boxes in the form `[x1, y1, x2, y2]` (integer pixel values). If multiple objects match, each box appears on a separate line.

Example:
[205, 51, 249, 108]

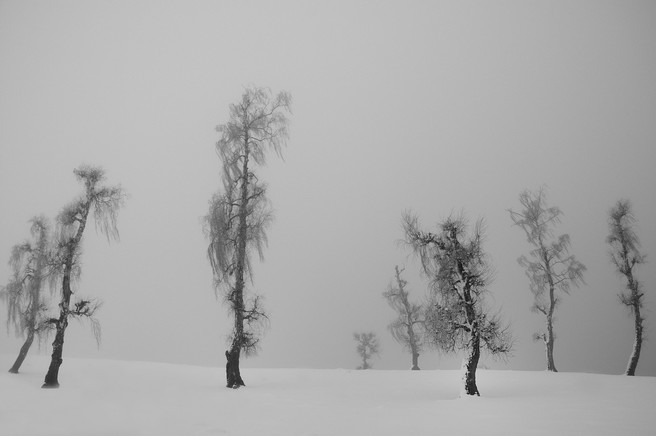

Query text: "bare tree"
[607, 200, 647, 376]
[382, 266, 425, 370]
[1, 216, 53, 373]
[204, 86, 291, 388]
[353, 332, 380, 370]
[42, 165, 125, 388]
[509, 188, 585, 372]
[403, 213, 512, 396]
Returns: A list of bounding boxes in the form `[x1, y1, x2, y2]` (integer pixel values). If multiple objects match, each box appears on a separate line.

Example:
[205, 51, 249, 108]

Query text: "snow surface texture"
[1, 355, 654, 436]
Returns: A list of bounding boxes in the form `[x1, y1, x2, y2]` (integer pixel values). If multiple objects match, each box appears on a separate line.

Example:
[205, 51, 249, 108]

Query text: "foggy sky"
[1, 0, 655, 376]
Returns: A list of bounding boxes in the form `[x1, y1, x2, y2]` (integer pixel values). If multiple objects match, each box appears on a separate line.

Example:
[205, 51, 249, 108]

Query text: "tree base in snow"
[225, 349, 245, 389]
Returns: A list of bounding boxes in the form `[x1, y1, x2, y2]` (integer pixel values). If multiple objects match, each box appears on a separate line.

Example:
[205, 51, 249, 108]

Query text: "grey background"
[1, 0, 655, 375]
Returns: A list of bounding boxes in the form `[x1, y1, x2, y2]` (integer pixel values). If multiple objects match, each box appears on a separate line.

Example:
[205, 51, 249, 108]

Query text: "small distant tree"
[1, 216, 53, 373]
[204, 86, 291, 388]
[509, 189, 586, 372]
[42, 165, 125, 388]
[403, 213, 512, 396]
[353, 332, 380, 370]
[383, 266, 425, 370]
[607, 200, 647, 376]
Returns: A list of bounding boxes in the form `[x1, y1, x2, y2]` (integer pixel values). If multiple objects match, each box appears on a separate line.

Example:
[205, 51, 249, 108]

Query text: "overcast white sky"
[1, 0, 655, 376]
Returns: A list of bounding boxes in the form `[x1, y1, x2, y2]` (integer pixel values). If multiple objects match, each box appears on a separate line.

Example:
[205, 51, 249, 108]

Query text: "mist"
[1, 0, 655, 376]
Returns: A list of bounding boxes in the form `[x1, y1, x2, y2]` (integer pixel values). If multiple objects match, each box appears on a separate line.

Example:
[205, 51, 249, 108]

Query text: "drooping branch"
[42, 165, 124, 388]
[205, 87, 291, 389]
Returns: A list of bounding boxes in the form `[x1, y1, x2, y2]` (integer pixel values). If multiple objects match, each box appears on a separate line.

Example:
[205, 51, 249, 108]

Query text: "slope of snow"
[1, 355, 654, 436]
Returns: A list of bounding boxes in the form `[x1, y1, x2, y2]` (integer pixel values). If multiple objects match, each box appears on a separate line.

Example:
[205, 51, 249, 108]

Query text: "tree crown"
[404, 212, 512, 357]
[509, 188, 586, 312]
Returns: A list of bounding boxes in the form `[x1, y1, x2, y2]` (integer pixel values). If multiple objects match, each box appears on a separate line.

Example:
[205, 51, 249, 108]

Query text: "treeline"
[356, 190, 647, 395]
[1, 86, 648, 397]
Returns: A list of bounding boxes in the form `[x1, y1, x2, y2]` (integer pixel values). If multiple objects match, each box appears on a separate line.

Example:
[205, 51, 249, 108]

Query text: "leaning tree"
[382, 265, 425, 370]
[1, 216, 53, 373]
[509, 188, 585, 372]
[204, 86, 291, 388]
[607, 199, 647, 376]
[42, 165, 125, 388]
[403, 213, 512, 396]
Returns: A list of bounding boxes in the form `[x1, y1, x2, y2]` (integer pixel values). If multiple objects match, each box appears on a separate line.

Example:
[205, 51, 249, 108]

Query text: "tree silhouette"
[404, 213, 512, 395]
[1, 216, 53, 373]
[607, 199, 647, 376]
[353, 332, 380, 370]
[383, 266, 424, 370]
[42, 165, 125, 388]
[509, 189, 585, 372]
[205, 87, 291, 388]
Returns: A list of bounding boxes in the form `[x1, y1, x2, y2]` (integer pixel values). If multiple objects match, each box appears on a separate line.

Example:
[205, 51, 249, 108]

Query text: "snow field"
[1, 355, 654, 436]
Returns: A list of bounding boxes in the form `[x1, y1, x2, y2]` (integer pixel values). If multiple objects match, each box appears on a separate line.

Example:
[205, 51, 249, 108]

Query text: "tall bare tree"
[1, 216, 53, 373]
[607, 199, 647, 376]
[205, 86, 291, 388]
[509, 188, 585, 372]
[42, 165, 125, 388]
[353, 332, 380, 370]
[404, 213, 512, 396]
[383, 266, 424, 370]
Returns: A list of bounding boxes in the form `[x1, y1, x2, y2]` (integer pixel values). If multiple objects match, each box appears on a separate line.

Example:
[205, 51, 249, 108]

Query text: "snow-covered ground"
[1, 355, 654, 436]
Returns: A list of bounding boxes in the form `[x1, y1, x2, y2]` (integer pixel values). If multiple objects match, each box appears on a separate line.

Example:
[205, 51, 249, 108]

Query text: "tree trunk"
[623, 255, 643, 376]
[406, 316, 420, 370]
[43, 246, 77, 388]
[43, 277, 71, 388]
[224, 136, 250, 388]
[460, 259, 480, 396]
[9, 329, 35, 374]
[544, 274, 558, 372]
[626, 304, 643, 376]
[411, 351, 420, 371]
[545, 313, 557, 372]
[463, 331, 481, 396]
[42, 319, 67, 388]
[225, 347, 245, 388]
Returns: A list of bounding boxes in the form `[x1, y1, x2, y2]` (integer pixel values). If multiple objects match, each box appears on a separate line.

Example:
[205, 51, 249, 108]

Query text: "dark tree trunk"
[622, 255, 643, 376]
[42, 322, 66, 388]
[545, 273, 558, 372]
[463, 331, 481, 396]
[9, 329, 35, 374]
[545, 313, 557, 372]
[43, 268, 74, 388]
[462, 272, 480, 396]
[43, 316, 67, 389]
[225, 348, 245, 388]
[626, 303, 643, 376]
